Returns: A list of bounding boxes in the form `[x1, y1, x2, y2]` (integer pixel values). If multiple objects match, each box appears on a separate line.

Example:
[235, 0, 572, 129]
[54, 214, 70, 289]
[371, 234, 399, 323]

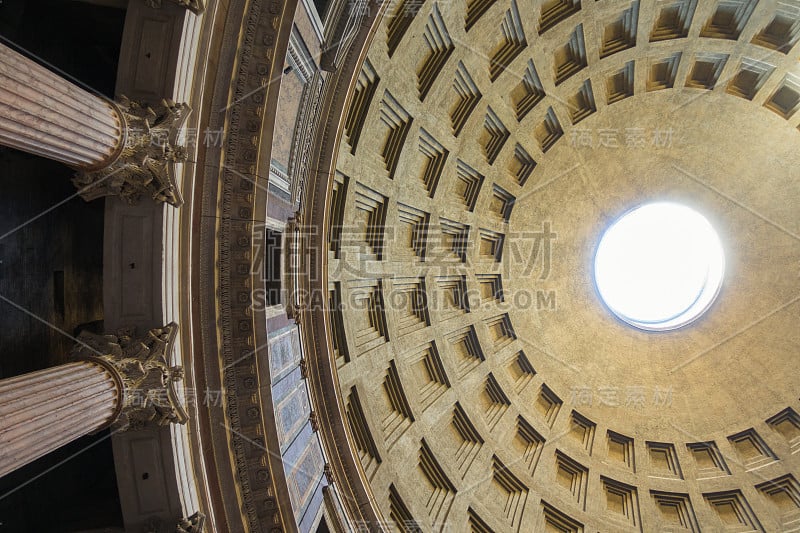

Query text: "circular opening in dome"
[594, 202, 725, 331]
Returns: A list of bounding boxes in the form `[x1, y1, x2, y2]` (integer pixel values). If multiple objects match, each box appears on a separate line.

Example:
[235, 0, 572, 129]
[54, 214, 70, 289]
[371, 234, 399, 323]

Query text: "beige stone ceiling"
[325, 0, 800, 530]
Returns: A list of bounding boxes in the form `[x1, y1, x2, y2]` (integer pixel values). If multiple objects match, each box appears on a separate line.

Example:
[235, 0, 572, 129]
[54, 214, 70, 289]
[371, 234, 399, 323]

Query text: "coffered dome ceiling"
[319, 0, 800, 530]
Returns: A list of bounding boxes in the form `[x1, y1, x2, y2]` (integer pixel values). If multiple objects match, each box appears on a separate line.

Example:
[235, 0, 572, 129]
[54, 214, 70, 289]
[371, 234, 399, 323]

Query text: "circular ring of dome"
[594, 202, 725, 331]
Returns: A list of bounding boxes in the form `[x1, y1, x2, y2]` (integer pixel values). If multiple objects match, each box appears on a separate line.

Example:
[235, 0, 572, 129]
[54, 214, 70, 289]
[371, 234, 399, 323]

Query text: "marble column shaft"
[0, 361, 121, 478]
[0, 42, 123, 168]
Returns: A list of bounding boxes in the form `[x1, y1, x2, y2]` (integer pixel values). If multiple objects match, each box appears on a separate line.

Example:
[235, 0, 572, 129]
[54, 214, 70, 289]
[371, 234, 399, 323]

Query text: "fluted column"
[0, 42, 190, 206]
[0, 323, 187, 478]
[0, 42, 124, 169]
[0, 361, 122, 478]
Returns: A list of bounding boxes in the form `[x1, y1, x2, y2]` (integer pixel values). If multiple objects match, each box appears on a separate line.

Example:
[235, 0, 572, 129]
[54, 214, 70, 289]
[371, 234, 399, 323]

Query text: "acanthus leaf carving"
[144, 0, 205, 14]
[73, 97, 191, 207]
[176, 511, 206, 532]
[71, 322, 189, 431]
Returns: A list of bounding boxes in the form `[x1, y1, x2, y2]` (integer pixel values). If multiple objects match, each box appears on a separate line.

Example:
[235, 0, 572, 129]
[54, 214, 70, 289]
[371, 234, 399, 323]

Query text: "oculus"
[594, 202, 724, 331]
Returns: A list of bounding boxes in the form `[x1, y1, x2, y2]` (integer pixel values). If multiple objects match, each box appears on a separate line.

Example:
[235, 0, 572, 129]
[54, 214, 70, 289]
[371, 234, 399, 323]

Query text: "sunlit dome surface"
[594, 202, 725, 331]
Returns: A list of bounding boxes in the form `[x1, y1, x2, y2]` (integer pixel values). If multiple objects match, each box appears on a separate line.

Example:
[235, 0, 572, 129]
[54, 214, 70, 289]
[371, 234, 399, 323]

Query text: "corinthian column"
[0, 323, 187, 478]
[0, 42, 189, 206]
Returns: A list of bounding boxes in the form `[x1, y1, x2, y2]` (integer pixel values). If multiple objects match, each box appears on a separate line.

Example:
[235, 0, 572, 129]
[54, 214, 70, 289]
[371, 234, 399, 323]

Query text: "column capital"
[71, 322, 189, 431]
[73, 97, 191, 207]
[146, 0, 205, 14]
[177, 512, 206, 533]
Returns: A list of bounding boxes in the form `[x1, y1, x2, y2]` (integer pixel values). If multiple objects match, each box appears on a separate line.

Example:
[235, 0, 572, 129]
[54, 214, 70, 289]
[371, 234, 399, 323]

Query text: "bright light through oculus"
[594, 202, 725, 331]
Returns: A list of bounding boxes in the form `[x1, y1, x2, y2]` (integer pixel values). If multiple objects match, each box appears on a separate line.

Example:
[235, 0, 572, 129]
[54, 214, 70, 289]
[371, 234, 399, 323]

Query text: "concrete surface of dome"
[319, 0, 800, 530]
